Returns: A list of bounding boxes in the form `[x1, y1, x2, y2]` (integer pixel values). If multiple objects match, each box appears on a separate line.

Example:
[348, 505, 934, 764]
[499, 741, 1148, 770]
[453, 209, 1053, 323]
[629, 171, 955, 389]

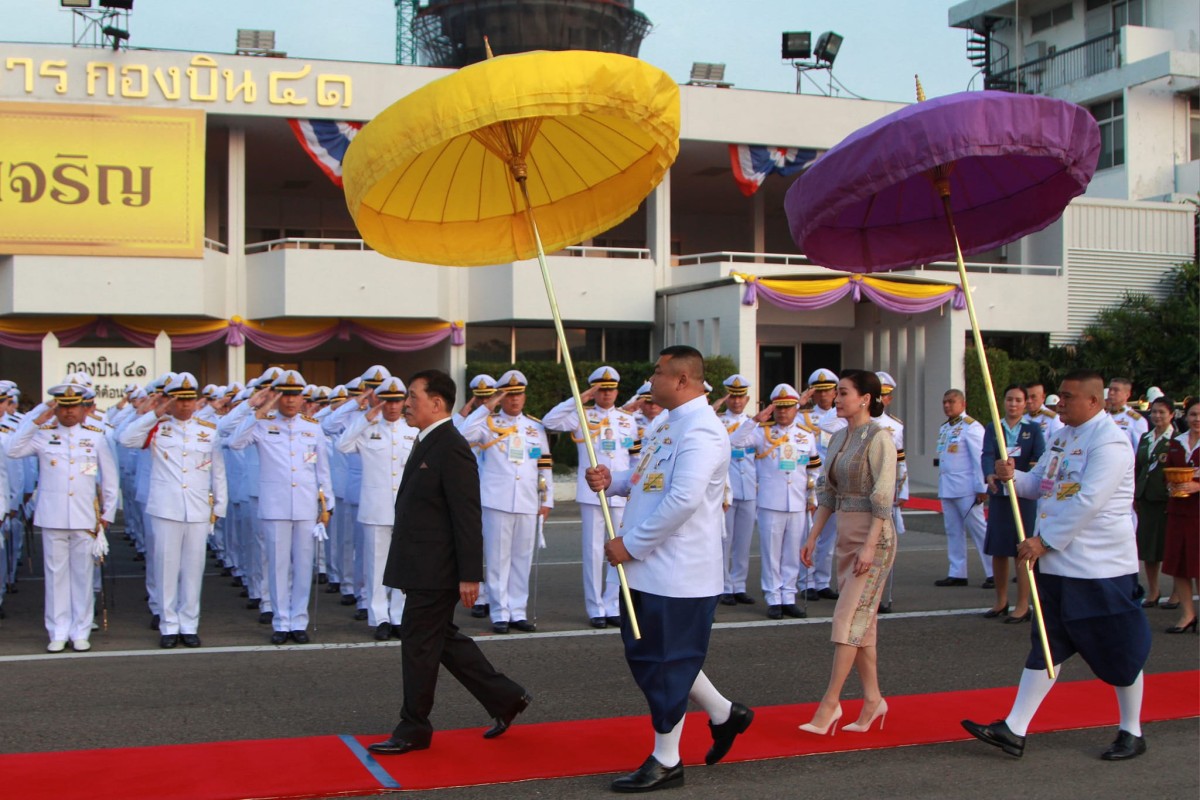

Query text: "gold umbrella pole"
[938, 189, 1054, 679]
[515, 176, 642, 641]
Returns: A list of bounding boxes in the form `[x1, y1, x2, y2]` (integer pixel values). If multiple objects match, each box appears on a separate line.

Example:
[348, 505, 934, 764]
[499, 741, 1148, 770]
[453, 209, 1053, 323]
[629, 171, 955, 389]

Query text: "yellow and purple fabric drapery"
[733, 272, 965, 314]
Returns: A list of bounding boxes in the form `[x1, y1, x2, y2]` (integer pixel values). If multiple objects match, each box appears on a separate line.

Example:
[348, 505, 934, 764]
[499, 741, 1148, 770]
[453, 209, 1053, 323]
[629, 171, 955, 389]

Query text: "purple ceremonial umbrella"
[784, 89, 1101, 679]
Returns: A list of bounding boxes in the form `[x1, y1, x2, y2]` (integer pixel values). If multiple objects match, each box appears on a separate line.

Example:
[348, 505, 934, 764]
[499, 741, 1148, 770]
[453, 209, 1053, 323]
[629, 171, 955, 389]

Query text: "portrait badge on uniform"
[303, 447, 318, 464]
[779, 443, 796, 472]
[82, 461, 98, 477]
[642, 472, 664, 492]
[601, 427, 616, 452]
[507, 435, 525, 463]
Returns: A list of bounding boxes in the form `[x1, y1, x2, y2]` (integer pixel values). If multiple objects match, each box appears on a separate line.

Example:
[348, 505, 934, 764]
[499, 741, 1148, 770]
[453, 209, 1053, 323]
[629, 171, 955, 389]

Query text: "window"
[606, 328, 651, 362]
[465, 326, 511, 363]
[1189, 92, 1199, 162]
[1090, 97, 1125, 169]
[1085, 0, 1144, 27]
[1031, 2, 1073, 34]
[564, 328, 603, 361]
[515, 328, 557, 362]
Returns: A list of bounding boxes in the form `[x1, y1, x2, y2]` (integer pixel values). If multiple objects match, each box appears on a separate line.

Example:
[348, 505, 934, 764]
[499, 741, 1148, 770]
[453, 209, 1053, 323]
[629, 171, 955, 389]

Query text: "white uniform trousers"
[121, 480, 142, 550]
[483, 508, 537, 624]
[722, 499, 756, 595]
[942, 495, 991, 579]
[149, 516, 208, 635]
[892, 504, 906, 534]
[210, 515, 228, 573]
[239, 499, 265, 606]
[261, 518, 315, 632]
[8, 516, 23, 583]
[580, 504, 623, 618]
[141, 505, 161, 617]
[363, 523, 405, 627]
[801, 512, 837, 592]
[41, 528, 96, 644]
[332, 499, 355, 598]
[757, 508, 807, 606]
[349, 505, 368, 609]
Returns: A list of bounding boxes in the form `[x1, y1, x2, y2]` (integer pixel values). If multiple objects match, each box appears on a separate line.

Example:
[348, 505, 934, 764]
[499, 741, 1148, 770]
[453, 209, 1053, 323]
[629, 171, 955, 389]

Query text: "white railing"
[203, 238, 228, 253]
[242, 238, 652, 260]
[560, 245, 651, 259]
[674, 251, 1062, 276]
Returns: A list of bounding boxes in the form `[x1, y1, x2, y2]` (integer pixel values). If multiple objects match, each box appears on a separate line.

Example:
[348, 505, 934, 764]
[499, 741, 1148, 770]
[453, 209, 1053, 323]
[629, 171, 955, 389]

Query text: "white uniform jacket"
[718, 410, 757, 502]
[1024, 406, 1064, 444]
[542, 399, 637, 507]
[459, 406, 554, 515]
[119, 411, 228, 522]
[937, 414, 986, 498]
[607, 395, 730, 597]
[336, 411, 419, 526]
[729, 419, 822, 513]
[1109, 407, 1148, 451]
[1011, 411, 1137, 579]
[229, 410, 333, 522]
[8, 407, 118, 529]
[875, 413, 909, 501]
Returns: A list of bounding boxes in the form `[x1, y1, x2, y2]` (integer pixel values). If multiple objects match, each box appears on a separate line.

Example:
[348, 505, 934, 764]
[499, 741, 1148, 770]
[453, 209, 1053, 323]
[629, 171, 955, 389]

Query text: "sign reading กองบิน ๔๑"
[0, 102, 205, 258]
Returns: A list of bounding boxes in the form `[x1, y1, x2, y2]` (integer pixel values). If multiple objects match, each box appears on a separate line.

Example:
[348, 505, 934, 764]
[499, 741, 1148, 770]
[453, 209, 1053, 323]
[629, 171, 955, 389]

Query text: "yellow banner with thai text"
[0, 102, 204, 257]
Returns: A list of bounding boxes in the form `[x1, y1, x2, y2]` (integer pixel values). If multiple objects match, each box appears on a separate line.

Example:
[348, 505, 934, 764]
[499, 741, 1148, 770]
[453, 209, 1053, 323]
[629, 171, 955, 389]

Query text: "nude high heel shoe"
[798, 704, 842, 736]
[843, 699, 888, 733]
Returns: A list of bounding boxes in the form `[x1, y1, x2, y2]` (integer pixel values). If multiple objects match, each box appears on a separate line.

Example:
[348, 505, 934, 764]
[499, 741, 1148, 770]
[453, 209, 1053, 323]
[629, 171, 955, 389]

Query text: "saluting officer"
[460, 370, 554, 633]
[119, 373, 227, 648]
[729, 384, 822, 619]
[230, 370, 334, 645]
[8, 383, 118, 653]
[713, 374, 758, 606]
[936, 389, 993, 588]
[800, 368, 845, 601]
[336, 375, 418, 640]
[455, 374, 498, 432]
[543, 366, 638, 628]
[874, 372, 908, 534]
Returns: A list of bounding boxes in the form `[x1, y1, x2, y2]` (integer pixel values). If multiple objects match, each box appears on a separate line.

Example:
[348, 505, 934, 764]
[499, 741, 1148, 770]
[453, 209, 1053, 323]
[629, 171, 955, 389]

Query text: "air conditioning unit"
[1024, 40, 1047, 62]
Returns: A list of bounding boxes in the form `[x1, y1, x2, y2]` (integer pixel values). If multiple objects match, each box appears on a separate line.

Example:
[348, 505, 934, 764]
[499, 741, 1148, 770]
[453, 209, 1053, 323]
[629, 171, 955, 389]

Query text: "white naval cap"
[165, 372, 200, 399]
[258, 366, 284, 385]
[152, 372, 178, 393]
[469, 374, 497, 397]
[1045, 394, 1060, 407]
[361, 365, 392, 388]
[723, 374, 751, 396]
[637, 381, 653, 400]
[704, 381, 713, 393]
[64, 371, 93, 388]
[233, 387, 252, 403]
[807, 369, 838, 390]
[329, 384, 348, 401]
[202, 383, 218, 398]
[496, 370, 528, 394]
[588, 366, 620, 388]
[345, 377, 365, 396]
[301, 384, 317, 399]
[131, 387, 148, 401]
[375, 376, 408, 399]
[0, 380, 17, 399]
[47, 383, 88, 406]
[314, 386, 332, 404]
[123, 382, 139, 396]
[770, 383, 801, 407]
[272, 370, 306, 395]
[876, 371, 897, 395]
[1146, 386, 1164, 403]
[82, 387, 97, 402]
[225, 382, 244, 397]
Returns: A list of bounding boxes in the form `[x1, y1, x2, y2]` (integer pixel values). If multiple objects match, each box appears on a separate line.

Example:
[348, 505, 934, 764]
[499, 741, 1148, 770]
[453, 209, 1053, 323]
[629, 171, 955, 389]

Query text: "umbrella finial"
[484, 36, 494, 60]
[915, 75, 926, 102]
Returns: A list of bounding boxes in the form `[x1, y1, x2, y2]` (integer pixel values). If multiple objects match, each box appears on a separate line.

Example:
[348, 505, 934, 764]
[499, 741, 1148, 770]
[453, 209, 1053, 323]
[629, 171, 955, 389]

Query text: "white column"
[647, 168, 672, 289]
[227, 126, 247, 383]
[41, 332, 59, 397]
[752, 190, 765, 260]
[154, 331, 172, 377]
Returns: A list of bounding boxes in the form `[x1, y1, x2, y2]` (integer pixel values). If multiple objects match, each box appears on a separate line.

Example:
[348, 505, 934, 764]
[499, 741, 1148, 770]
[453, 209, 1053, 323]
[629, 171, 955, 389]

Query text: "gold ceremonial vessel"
[1163, 467, 1195, 498]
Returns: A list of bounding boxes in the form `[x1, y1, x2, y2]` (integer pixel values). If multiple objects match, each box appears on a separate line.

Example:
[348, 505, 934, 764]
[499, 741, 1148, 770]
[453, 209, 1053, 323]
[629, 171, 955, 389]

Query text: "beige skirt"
[830, 510, 895, 647]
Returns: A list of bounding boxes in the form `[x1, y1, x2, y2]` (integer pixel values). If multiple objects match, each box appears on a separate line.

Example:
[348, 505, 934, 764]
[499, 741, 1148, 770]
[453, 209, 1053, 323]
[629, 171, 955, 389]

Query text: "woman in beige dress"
[799, 369, 897, 735]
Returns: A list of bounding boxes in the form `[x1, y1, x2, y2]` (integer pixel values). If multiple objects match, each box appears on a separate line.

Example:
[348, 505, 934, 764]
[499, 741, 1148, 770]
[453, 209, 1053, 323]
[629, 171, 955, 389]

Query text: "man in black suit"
[368, 370, 531, 756]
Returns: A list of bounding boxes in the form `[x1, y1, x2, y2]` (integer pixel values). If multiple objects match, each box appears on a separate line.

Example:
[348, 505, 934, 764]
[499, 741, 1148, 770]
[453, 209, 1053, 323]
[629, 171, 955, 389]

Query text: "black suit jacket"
[384, 418, 484, 591]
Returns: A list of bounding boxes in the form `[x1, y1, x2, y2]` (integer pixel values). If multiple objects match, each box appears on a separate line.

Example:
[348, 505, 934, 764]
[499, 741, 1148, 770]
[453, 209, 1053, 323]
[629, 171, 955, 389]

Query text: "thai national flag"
[728, 144, 818, 197]
[288, 119, 363, 187]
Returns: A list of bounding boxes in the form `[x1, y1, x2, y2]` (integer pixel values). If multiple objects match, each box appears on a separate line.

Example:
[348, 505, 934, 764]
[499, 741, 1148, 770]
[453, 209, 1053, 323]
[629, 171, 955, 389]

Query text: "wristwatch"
[1036, 535, 1053, 551]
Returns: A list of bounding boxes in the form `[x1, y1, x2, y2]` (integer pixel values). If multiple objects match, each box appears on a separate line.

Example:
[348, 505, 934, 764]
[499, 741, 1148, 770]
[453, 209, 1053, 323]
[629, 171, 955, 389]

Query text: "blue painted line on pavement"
[338, 733, 402, 790]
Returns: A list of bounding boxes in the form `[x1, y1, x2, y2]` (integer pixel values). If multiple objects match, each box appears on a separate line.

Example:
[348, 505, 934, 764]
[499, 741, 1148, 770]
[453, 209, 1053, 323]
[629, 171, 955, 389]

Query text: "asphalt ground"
[0, 502, 1196, 799]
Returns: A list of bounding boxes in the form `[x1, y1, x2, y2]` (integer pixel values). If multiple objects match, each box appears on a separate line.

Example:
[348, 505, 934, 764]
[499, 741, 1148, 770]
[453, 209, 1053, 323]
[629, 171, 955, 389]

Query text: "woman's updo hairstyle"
[841, 369, 884, 418]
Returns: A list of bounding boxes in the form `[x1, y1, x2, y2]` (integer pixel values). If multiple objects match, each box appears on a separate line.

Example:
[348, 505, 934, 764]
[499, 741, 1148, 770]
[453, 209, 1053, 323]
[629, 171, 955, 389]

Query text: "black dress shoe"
[1100, 729, 1147, 760]
[606, 616, 622, 628]
[780, 603, 806, 619]
[159, 634, 179, 649]
[590, 617, 608, 629]
[982, 606, 1009, 619]
[375, 622, 392, 641]
[878, 602, 893, 614]
[391, 624, 404, 639]
[981, 577, 996, 589]
[219, 566, 231, 576]
[354, 608, 368, 621]
[317, 572, 328, 584]
[246, 598, 261, 609]
[270, 631, 288, 645]
[733, 592, 756, 605]
[239, 589, 249, 598]
[134, 552, 145, 562]
[232, 576, 243, 587]
[935, 577, 969, 587]
[180, 634, 201, 648]
[1004, 611, 1032, 624]
[325, 582, 341, 594]
[1159, 600, 1181, 610]
[766, 605, 782, 620]
[368, 737, 428, 756]
[961, 719, 1025, 757]
[705, 701, 754, 765]
[470, 603, 490, 619]
[719, 593, 737, 606]
[611, 755, 684, 793]
[483, 692, 532, 739]
[258, 611, 274, 625]
[290, 630, 310, 644]
[511, 619, 536, 632]
[817, 587, 840, 600]
[492, 621, 510, 634]
[149, 614, 160, 630]
[339, 594, 357, 606]
[804, 588, 821, 602]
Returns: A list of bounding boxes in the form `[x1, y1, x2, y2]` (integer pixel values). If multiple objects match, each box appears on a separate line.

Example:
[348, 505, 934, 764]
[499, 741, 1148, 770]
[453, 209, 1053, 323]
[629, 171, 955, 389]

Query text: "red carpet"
[903, 496, 942, 512]
[3, 671, 1195, 799]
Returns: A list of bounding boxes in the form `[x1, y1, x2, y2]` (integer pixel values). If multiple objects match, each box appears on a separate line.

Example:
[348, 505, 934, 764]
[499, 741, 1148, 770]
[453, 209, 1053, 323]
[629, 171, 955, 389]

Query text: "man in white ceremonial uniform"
[963, 370, 1152, 762]
[0, 383, 26, 612]
[626, 381, 669, 440]
[336, 375, 417, 640]
[106, 385, 143, 557]
[729, 384, 821, 619]
[9, 383, 118, 652]
[316, 384, 353, 608]
[543, 366, 638, 628]
[1024, 381, 1064, 444]
[118, 373, 227, 648]
[874, 372, 908, 614]
[3, 381, 38, 595]
[936, 389, 993, 588]
[1106, 377, 1148, 452]
[223, 379, 275, 623]
[231, 370, 334, 644]
[800, 368, 845, 601]
[585, 346, 754, 792]
[219, 386, 255, 613]
[713, 374, 758, 606]
[459, 370, 553, 634]
[458, 374, 499, 619]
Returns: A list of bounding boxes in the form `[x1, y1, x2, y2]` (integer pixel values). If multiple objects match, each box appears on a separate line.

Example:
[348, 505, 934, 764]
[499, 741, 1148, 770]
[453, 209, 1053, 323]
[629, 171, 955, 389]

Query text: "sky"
[0, 0, 979, 103]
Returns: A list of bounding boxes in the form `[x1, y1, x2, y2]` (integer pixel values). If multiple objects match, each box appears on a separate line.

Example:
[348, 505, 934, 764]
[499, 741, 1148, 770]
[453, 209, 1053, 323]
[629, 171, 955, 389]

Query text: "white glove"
[91, 529, 109, 560]
[312, 522, 328, 541]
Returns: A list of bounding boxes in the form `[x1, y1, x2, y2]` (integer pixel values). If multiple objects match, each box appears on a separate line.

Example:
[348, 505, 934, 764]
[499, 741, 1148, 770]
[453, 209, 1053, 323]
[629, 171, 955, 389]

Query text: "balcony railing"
[673, 251, 1062, 276]
[242, 238, 651, 259]
[989, 31, 1120, 94]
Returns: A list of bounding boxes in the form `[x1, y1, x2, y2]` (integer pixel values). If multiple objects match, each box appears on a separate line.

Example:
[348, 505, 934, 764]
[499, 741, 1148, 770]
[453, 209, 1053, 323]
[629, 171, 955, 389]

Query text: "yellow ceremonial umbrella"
[344, 45, 682, 639]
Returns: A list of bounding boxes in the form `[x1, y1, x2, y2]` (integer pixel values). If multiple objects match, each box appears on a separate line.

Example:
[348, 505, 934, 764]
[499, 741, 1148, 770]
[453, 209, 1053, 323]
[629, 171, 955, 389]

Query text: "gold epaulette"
[896, 449, 906, 463]
[795, 422, 816, 434]
[196, 418, 217, 429]
[89, 411, 103, 421]
[963, 416, 977, 425]
[1038, 408, 1058, 419]
[888, 413, 904, 424]
[525, 414, 542, 423]
[300, 414, 318, 424]
[1126, 408, 1143, 420]
[39, 423, 57, 430]
[83, 424, 104, 433]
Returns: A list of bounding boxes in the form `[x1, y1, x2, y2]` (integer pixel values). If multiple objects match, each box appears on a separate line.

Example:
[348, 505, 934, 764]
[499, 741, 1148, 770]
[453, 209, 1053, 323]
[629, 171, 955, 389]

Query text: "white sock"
[1114, 671, 1144, 737]
[689, 670, 732, 726]
[1005, 665, 1062, 736]
[651, 716, 684, 768]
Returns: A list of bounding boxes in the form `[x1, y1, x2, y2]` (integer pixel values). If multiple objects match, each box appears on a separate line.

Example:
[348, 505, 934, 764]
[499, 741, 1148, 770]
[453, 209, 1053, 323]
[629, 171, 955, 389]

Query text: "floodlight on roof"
[687, 62, 732, 88]
[60, 0, 93, 8]
[814, 31, 843, 66]
[781, 31, 811, 60]
[98, 0, 133, 8]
